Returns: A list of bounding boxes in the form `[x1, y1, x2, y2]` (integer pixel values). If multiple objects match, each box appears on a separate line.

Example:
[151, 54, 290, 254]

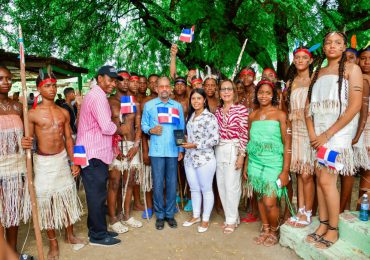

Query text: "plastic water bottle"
[359, 194, 369, 221]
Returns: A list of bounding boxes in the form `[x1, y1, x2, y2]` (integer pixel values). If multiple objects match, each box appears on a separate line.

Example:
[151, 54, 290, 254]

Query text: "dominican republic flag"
[121, 96, 137, 114]
[157, 107, 180, 124]
[73, 145, 88, 166]
[316, 146, 343, 171]
[179, 26, 195, 43]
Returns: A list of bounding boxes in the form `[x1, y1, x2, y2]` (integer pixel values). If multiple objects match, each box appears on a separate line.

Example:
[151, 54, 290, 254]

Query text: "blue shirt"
[141, 97, 185, 157]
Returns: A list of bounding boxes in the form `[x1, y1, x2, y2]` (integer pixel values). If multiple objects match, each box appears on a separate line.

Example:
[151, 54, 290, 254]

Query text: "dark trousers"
[151, 157, 178, 219]
[81, 158, 109, 240]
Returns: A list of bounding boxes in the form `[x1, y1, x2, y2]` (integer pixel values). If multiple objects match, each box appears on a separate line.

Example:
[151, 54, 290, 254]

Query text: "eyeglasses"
[220, 87, 233, 92]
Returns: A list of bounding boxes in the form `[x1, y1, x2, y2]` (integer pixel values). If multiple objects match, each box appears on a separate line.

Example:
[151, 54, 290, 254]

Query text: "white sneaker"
[182, 218, 201, 227]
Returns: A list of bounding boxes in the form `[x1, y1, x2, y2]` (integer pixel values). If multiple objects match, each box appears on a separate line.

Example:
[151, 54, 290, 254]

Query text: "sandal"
[306, 219, 328, 244]
[293, 209, 312, 228]
[263, 232, 279, 247]
[314, 225, 339, 249]
[253, 224, 270, 245]
[286, 207, 305, 226]
[121, 217, 143, 228]
[109, 221, 129, 234]
[223, 224, 236, 234]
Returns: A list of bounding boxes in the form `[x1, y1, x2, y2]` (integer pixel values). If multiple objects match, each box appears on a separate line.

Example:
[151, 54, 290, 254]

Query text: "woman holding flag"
[305, 32, 363, 249]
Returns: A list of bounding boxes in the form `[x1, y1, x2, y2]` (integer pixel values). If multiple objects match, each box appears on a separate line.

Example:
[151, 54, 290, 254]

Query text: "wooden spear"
[231, 38, 248, 81]
[18, 24, 45, 260]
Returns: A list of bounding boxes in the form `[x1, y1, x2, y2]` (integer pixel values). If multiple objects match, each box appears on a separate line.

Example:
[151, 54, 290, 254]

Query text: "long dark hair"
[254, 80, 279, 107]
[285, 46, 314, 112]
[307, 32, 347, 117]
[187, 88, 209, 123]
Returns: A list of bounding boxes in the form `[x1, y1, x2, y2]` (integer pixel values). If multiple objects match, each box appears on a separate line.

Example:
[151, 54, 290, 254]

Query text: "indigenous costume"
[363, 102, 370, 169]
[309, 75, 359, 175]
[0, 115, 31, 227]
[110, 141, 142, 185]
[33, 150, 82, 230]
[289, 86, 314, 174]
[140, 141, 153, 192]
[247, 120, 284, 198]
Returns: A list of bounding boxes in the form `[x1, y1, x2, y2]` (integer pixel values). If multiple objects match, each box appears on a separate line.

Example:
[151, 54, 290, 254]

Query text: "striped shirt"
[76, 85, 117, 164]
[215, 104, 249, 152]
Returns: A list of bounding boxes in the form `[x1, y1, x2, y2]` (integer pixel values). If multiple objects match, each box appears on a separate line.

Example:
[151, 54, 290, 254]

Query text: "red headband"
[119, 72, 130, 79]
[263, 68, 277, 78]
[257, 80, 275, 89]
[129, 76, 139, 81]
[293, 48, 313, 58]
[239, 69, 255, 78]
[191, 78, 203, 85]
[37, 78, 57, 88]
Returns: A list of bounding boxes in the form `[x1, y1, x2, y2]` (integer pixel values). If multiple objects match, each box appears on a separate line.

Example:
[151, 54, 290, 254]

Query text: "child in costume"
[305, 32, 363, 249]
[245, 80, 291, 247]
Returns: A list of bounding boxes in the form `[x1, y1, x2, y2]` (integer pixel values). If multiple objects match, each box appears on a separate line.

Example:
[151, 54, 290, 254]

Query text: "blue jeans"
[81, 158, 109, 240]
[151, 157, 178, 219]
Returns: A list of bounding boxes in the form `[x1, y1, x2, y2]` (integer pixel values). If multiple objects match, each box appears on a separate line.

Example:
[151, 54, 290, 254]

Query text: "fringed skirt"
[33, 150, 82, 230]
[109, 141, 142, 185]
[290, 116, 314, 174]
[363, 113, 370, 169]
[0, 154, 31, 227]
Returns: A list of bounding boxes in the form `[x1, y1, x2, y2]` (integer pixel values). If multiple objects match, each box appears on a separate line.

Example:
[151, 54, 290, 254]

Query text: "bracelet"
[237, 150, 246, 157]
[134, 140, 140, 148]
[70, 161, 74, 166]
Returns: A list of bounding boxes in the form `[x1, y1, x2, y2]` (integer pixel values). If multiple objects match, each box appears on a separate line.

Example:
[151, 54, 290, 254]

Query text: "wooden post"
[18, 24, 45, 260]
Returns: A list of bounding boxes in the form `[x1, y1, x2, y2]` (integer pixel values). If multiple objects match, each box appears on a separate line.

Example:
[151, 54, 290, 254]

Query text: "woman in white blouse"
[181, 88, 219, 233]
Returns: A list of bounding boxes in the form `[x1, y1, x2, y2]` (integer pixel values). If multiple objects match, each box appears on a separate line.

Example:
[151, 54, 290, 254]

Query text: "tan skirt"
[33, 150, 82, 230]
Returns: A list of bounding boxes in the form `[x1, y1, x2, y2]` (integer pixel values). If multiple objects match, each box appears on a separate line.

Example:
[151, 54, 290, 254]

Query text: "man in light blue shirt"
[141, 76, 185, 230]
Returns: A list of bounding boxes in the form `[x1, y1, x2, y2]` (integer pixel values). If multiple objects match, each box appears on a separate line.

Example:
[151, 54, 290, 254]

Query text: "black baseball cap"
[97, 65, 123, 81]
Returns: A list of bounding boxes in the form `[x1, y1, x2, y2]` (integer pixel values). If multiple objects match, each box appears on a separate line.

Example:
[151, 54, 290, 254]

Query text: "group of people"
[0, 31, 370, 260]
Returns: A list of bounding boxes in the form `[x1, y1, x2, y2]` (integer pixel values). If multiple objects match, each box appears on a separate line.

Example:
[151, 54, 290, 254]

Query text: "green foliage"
[0, 0, 369, 78]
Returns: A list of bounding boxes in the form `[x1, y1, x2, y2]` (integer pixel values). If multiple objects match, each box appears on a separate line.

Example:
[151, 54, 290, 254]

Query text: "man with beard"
[141, 76, 185, 230]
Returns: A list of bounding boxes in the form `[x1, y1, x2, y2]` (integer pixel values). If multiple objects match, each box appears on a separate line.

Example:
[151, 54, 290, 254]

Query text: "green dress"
[247, 120, 284, 199]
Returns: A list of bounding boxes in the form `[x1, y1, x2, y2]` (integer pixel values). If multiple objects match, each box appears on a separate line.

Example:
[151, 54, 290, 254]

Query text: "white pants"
[215, 140, 242, 225]
[185, 157, 216, 222]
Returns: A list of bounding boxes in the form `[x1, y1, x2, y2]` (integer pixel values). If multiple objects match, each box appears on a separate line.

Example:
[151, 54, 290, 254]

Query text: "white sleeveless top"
[310, 75, 359, 175]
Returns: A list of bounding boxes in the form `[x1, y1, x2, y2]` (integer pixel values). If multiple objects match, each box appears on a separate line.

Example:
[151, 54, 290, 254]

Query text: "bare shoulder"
[346, 62, 362, 77]
[58, 106, 70, 119]
[277, 109, 287, 121]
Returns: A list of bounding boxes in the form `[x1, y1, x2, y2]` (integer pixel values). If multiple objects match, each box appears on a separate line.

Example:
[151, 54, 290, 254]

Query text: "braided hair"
[307, 32, 347, 118]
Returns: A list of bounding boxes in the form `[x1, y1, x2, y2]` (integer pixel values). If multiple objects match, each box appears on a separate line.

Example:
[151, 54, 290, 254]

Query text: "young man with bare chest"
[109, 73, 143, 230]
[28, 72, 83, 260]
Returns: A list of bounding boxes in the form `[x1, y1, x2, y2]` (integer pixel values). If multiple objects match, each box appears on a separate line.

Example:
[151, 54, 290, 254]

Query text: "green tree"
[1, 0, 369, 78]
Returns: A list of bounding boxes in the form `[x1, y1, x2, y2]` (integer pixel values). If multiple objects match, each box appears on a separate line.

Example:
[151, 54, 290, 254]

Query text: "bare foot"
[133, 203, 145, 211]
[65, 235, 87, 245]
[47, 242, 59, 260]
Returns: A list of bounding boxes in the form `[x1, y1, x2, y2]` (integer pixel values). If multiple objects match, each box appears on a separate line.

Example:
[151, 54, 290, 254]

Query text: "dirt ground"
[18, 194, 299, 260]
[17, 176, 361, 260]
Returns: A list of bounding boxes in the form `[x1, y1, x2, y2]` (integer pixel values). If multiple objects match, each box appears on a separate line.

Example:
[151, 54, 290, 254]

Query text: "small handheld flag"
[179, 26, 195, 43]
[157, 107, 180, 124]
[316, 146, 343, 171]
[121, 96, 137, 114]
[74, 145, 88, 166]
